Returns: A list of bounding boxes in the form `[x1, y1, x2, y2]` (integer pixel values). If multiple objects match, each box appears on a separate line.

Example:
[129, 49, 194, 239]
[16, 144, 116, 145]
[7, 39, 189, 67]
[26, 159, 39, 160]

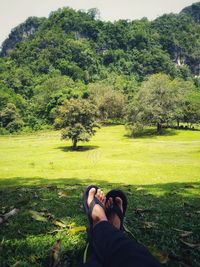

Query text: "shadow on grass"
[0, 177, 200, 267]
[55, 145, 99, 152]
[125, 128, 178, 139]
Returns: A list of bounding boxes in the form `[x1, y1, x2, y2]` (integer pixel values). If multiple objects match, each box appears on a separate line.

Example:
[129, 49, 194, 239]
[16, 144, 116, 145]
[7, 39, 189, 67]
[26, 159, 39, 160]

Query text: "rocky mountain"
[0, 17, 45, 56]
[182, 2, 200, 23]
[0, 3, 199, 77]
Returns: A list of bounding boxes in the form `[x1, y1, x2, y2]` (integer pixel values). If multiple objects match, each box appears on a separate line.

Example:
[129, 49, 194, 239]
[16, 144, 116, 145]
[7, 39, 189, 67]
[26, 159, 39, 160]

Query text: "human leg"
[83, 186, 161, 267]
[92, 220, 161, 267]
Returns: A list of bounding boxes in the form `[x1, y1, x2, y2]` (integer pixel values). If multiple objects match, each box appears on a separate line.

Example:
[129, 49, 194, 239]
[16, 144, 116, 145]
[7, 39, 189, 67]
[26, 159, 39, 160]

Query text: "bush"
[0, 127, 9, 135]
[5, 119, 24, 133]
[126, 123, 144, 137]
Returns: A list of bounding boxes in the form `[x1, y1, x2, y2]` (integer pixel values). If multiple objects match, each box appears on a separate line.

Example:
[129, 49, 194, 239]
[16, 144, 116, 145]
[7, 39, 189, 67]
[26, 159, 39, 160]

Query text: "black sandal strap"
[112, 204, 124, 222]
[106, 204, 123, 223]
[88, 196, 105, 216]
[105, 189, 128, 230]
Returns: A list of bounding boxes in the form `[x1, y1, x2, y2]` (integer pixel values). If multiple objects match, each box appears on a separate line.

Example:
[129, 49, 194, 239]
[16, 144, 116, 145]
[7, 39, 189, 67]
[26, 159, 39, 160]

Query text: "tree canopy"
[55, 99, 99, 148]
[127, 73, 200, 135]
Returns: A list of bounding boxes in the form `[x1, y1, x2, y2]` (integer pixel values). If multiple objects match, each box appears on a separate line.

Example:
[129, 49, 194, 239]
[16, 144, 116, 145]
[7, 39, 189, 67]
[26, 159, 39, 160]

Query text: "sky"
[0, 0, 198, 46]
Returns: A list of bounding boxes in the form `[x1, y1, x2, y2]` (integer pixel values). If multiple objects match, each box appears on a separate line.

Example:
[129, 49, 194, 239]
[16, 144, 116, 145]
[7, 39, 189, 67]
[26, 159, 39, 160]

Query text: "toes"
[107, 197, 113, 208]
[100, 190, 104, 202]
[88, 188, 96, 206]
[96, 189, 101, 199]
[96, 189, 105, 204]
[115, 197, 122, 205]
[115, 197, 123, 212]
[101, 194, 106, 205]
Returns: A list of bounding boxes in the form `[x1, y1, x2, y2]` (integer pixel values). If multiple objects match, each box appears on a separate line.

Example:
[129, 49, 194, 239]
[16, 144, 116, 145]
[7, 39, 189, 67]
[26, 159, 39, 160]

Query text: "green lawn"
[0, 126, 200, 266]
[0, 125, 200, 186]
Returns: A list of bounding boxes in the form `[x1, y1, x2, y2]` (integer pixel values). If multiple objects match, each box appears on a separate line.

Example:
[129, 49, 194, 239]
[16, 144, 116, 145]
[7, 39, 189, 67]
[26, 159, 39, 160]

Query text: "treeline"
[0, 3, 200, 134]
[1, 72, 199, 136]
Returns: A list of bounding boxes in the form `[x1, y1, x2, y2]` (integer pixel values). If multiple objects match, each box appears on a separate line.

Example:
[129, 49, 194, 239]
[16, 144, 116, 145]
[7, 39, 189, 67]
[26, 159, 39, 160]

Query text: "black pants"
[84, 221, 162, 267]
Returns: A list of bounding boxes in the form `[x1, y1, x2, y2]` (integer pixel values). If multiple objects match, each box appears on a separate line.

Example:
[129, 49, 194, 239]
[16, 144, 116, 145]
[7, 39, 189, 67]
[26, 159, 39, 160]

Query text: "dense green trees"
[0, 103, 24, 132]
[152, 13, 200, 76]
[127, 74, 176, 133]
[183, 90, 200, 126]
[127, 74, 200, 135]
[88, 83, 125, 120]
[0, 3, 199, 134]
[182, 2, 200, 23]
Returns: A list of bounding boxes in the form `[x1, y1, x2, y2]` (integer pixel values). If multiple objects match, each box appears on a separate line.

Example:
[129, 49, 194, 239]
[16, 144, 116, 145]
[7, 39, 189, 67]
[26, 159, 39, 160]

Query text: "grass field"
[0, 125, 200, 266]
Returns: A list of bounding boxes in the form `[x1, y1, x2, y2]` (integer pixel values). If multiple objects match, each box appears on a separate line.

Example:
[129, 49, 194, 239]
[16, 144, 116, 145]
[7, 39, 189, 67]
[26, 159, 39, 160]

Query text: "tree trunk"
[177, 119, 179, 129]
[157, 122, 162, 134]
[72, 139, 78, 150]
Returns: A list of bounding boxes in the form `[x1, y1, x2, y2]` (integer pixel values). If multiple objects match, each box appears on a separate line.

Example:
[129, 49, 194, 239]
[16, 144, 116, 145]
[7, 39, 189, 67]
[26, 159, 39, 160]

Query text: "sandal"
[83, 185, 105, 229]
[105, 189, 127, 230]
[82, 185, 106, 264]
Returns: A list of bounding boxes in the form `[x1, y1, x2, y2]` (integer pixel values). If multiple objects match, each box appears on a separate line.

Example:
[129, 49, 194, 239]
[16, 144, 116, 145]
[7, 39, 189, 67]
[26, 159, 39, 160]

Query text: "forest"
[0, 2, 200, 134]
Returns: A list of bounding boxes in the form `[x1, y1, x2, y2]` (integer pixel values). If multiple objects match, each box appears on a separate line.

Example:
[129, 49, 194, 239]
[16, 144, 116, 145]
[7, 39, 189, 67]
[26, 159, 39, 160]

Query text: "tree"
[170, 79, 196, 127]
[87, 8, 100, 20]
[89, 83, 125, 121]
[55, 99, 99, 149]
[183, 90, 200, 126]
[0, 103, 24, 132]
[127, 74, 179, 134]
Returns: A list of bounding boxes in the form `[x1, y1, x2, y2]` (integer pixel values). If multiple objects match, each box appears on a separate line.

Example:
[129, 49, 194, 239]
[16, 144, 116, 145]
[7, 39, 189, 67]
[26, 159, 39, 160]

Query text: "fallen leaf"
[58, 191, 67, 198]
[143, 221, 158, 229]
[136, 187, 145, 191]
[68, 226, 86, 235]
[53, 220, 67, 228]
[180, 239, 200, 248]
[180, 232, 193, 238]
[134, 208, 151, 214]
[40, 198, 52, 201]
[0, 208, 19, 224]
[29, 210, 47, 222]
[173, 228, 193, 238]
[12, 261, 21, 267]
[67, 222, 76, 228]
[46, 212, 54, 219]
[39, 209, 54, 219]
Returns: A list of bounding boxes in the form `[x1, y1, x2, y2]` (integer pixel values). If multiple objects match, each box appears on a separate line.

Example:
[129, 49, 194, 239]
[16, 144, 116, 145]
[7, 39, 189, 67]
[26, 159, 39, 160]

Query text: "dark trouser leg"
[92, 221, 162, 267]
[82, 242, 103, 267]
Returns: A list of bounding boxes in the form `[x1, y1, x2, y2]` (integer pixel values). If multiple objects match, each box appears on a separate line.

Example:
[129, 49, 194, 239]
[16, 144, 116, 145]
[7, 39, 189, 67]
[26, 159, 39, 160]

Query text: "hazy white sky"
[0, 0, 198, 45]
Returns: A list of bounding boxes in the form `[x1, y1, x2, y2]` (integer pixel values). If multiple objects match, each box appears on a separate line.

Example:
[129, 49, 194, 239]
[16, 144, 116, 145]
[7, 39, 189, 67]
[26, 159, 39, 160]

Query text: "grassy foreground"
[0, 126, 200, 266]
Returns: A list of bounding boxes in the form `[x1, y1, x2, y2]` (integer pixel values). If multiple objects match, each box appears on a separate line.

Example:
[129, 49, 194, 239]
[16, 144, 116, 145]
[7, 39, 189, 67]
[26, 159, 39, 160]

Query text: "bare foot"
[106, 197, 123, 229]
[87, 188, 107, 227]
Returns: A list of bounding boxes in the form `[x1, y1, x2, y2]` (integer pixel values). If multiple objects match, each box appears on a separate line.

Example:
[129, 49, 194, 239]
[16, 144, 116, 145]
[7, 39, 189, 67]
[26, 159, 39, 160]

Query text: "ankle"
[93, 217, 108, 227]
